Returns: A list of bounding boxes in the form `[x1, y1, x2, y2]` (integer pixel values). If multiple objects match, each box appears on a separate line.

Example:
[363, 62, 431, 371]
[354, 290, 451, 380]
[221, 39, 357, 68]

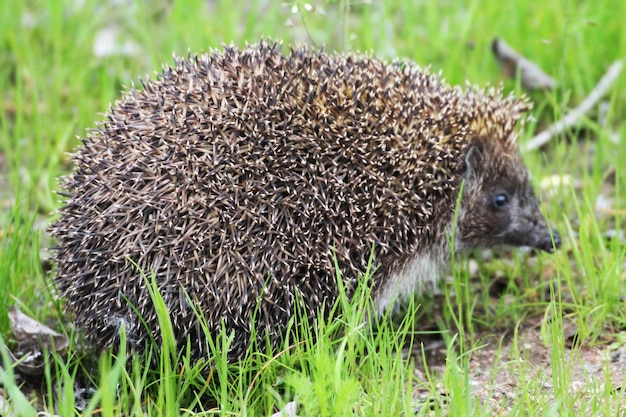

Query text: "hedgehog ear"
[464, 142, 485, 180]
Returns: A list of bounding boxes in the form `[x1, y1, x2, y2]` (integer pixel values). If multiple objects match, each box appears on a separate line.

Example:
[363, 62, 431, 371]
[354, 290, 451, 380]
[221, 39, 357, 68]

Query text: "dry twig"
[524, 60, 624, 152]
[492, 38, 554, 91]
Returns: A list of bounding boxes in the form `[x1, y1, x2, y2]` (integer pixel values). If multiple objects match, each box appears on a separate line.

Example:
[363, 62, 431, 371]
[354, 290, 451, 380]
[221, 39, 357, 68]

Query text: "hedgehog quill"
[51, 42, 560, 362]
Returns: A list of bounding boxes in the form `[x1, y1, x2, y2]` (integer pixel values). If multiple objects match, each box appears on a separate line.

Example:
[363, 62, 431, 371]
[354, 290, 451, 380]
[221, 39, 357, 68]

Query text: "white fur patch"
[374, 253, 443, 314]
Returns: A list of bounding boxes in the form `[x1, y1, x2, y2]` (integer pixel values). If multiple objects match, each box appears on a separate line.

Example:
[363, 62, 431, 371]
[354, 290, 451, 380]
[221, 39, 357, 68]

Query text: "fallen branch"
[492, 38, 554, 91]
[524, 59, 624, 152]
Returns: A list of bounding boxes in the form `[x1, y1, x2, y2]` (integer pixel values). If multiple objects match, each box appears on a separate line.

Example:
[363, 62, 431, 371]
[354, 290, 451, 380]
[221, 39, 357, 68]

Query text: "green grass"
[1, 0, 626, 415]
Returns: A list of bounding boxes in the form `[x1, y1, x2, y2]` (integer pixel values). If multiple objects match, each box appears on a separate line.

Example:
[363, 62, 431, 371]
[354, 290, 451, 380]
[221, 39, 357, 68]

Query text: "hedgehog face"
[457, 140, 560, 253]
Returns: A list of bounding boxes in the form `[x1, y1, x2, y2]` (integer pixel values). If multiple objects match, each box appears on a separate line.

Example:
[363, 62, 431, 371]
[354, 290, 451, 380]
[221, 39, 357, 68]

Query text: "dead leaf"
[7, 307, 69, 376]
[270, 401, 299, 417]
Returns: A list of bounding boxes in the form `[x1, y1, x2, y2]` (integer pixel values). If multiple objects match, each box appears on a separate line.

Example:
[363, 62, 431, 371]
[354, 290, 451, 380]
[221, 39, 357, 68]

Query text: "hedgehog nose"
[538, 228, 561, 253]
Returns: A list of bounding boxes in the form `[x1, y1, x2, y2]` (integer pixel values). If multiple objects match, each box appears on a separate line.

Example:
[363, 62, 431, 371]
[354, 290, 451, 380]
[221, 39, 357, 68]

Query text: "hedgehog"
[51, 41, 560, 363]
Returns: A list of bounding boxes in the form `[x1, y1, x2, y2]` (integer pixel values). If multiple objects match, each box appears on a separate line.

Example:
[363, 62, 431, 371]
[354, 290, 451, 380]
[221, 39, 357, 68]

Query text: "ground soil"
[412, 321, 626, 415]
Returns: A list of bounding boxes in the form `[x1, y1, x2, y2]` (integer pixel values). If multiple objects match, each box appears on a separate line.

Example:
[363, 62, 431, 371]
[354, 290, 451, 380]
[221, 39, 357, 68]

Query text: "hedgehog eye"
[493, 193, 509, 208]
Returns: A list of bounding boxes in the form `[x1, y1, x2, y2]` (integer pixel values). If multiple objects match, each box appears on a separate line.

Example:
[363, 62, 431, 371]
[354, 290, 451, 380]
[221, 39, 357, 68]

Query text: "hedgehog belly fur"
[374, 250, 444, 313]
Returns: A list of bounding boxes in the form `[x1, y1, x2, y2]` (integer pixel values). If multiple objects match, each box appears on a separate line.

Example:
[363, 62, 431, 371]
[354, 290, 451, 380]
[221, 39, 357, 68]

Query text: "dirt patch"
[412, 322, 626, 415]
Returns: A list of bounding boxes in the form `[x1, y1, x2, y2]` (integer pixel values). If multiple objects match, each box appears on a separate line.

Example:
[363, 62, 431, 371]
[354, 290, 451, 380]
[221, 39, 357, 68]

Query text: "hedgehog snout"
[534, 226, 561, 253]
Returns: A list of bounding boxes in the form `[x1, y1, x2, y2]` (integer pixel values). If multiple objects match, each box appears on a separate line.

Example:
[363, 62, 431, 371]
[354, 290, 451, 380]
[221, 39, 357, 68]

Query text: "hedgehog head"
[454, 93, 559, 253]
